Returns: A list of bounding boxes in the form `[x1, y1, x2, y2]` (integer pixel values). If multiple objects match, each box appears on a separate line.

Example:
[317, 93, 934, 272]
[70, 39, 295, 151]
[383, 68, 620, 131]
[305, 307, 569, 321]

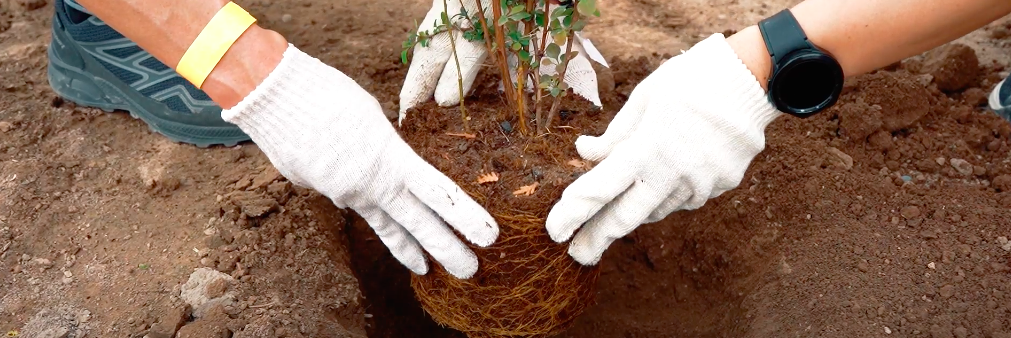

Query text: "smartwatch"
[758, 9, 844, 118]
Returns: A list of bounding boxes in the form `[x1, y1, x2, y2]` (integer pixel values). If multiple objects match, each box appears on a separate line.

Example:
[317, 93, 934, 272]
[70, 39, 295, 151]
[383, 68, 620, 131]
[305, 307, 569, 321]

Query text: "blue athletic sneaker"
[990, 75, 1011, 122]
[46, 0, 249, 147]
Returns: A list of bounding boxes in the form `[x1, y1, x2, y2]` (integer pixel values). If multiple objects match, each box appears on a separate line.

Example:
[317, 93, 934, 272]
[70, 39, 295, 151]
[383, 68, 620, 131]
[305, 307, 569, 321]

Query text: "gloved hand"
[545, 33, 783, 265]
[398, 0, 608, 122]
[222, 44, 499, 279]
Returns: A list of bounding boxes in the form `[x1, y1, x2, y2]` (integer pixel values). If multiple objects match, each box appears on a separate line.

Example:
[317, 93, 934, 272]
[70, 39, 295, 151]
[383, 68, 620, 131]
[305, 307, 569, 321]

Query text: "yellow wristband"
[176, 1, 257, 89]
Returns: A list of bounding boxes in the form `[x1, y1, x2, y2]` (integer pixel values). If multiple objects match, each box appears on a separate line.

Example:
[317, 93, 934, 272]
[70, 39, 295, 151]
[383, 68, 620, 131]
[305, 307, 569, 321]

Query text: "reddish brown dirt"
[395, 77, 615, 338]
[3, 0, 1011, 337]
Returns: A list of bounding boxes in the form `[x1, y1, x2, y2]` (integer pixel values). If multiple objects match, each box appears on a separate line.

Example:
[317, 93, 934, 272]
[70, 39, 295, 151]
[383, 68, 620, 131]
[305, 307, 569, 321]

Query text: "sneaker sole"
[990, 79, 1011, 123]
[46, 18, 249, 148]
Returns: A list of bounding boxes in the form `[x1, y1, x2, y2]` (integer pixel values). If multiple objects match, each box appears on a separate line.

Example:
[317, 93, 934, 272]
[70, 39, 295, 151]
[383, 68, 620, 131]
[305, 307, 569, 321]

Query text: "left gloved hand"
[222, 43, 499, 279]
[544, 33, 784, 265]
[398, 0, 607, 122]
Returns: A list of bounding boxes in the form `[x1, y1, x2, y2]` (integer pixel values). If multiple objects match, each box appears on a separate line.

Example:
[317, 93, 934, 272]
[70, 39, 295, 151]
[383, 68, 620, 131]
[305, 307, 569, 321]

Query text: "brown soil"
[396, 77, 616, 337]
[3, 0, 1011, 337]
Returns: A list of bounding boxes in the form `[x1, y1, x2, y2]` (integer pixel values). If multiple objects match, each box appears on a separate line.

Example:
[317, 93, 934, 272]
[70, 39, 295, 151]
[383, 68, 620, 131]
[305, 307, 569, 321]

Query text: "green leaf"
[511, 41, 522, 51]
[534, 11, 546, 26]
[519, 49, 531, 63]
[401, 50, 409, 64]
[546, 43, 560, 59]
[551, 6, 570, 20]
[441, 11, 450, 25]
[565, 51, 579, 61]
[577, 0, 597, 17]
[552, 31, 567, 46]
[571, 18, 587, 31]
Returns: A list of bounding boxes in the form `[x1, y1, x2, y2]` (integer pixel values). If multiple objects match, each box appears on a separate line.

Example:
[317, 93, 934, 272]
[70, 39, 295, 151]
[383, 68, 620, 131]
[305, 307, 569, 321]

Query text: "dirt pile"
[3, 0, 1011, 337]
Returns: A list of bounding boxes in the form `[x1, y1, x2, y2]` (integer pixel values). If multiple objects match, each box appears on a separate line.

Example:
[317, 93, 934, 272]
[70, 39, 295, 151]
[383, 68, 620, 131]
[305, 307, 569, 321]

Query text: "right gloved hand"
[398, 0, 608, 123]
[222, 43, 499, 279]
[545, 33, 783, 265]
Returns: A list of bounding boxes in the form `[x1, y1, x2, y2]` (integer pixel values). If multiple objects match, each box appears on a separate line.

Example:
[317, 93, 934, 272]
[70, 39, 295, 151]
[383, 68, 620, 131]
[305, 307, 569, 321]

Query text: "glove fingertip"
[408, 261, 429, 275]
[434, 90, 462, 107]
[568, 240, 604, 266]
[544, 202, 582, 243]
[446, 250, 480, 279]
[464, 216, 499, 248]
[574, 135, 611, 161]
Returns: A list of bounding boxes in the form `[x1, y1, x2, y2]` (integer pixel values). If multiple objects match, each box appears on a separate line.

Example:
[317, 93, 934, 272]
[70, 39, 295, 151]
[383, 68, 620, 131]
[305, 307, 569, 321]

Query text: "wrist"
[725, 25, 772, 92]
[201, 25, 289, 109]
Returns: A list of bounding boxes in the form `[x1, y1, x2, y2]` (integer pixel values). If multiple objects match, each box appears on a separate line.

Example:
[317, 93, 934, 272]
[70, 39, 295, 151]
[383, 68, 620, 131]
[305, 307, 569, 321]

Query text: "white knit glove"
[222, 44, 499, 279]
[545, 34, 783, 265]
[398, 0, 608, 122]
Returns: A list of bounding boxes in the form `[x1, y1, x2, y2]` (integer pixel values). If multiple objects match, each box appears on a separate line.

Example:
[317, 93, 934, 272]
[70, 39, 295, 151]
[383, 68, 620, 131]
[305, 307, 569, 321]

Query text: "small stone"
[973, 165, 987, 176]
[935, 157, 946, 166]
[63, 270, 72, 278]
[33, 258, 53, 269]
[928, 262, 936, 269]
[500, 120, 513, 133]
[950, 158, 973, 176]
[0, 121, 12, 132]
[857, 261, 870, 272]
[62, 277, 73, 284]
[954, 327, 968, 338]
[885, 326, 892, 334]
[901, 206, 921, 219]
[998, 236, 1011, 251]
[902, 175, 913, 182]
[281, 14, 293, 23]
[827, 147, 854, 170]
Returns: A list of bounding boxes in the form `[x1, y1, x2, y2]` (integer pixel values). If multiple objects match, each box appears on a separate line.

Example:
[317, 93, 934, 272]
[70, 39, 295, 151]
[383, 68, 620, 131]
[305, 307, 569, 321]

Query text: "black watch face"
[770, 52, 843, 116]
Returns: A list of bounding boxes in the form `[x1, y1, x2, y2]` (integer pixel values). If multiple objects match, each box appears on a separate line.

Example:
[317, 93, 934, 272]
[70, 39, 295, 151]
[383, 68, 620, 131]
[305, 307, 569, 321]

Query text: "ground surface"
[2, 0, 1011, 337]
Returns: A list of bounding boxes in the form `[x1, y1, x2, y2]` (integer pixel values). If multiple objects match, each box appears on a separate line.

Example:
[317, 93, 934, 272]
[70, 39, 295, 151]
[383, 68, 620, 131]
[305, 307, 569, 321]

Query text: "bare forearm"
[74, 0, 288, 108]
[727, 0, 1011, 90]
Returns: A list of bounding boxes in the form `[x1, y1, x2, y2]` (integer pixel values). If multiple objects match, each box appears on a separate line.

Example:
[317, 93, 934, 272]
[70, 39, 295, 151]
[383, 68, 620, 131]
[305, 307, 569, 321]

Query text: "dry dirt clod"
[939, 285, 954, 299]
[993, 175, 1011, 192]
[16, 0, 48, 11]
[145, 305, 189, 338]
[19, 306, 91, 338]
[949, 159, 973, 176]
[901, 206, 921, 219]
[181, 268, 238, 318]
[0, 121, 12, 132]
[826, 147, 854, 170]
[998, 236, 1011, 251]
[921, 43, 980, 92]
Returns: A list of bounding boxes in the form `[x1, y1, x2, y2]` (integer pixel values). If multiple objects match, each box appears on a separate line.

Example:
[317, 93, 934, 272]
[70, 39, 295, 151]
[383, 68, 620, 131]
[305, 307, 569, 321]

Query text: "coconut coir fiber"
[397, 78, 621, 337]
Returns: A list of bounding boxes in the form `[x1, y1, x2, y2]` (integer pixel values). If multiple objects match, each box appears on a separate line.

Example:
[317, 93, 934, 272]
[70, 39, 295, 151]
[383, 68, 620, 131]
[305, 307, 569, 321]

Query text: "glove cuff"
[221, 44, 385, 157]
[683, 33, 783, 132]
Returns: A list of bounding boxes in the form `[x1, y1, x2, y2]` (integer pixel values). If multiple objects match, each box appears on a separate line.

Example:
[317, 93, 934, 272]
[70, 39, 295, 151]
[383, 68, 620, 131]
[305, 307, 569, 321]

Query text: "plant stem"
[513, 0, 537, 134]
[490, 0, 520, 125]
[544, 16, 576, 131]
[444, 0, 470, 131]
[533, 0, 550, 132]
[472, 0, 511, 110]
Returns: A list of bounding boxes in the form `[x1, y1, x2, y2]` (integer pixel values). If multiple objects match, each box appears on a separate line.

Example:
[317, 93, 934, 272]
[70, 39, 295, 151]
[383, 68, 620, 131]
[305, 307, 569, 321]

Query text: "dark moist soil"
[348, 42, 1011, 338]
[394, 71, 614, 337]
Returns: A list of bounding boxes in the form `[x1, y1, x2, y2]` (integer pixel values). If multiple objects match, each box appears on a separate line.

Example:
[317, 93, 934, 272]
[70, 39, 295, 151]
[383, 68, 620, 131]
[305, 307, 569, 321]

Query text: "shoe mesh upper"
[56, 0, 218, 114]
